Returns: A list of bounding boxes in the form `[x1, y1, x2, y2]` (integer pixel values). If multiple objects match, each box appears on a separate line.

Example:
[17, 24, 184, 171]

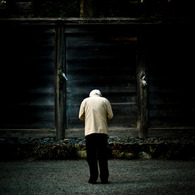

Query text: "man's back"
[79, 94, 113, 136]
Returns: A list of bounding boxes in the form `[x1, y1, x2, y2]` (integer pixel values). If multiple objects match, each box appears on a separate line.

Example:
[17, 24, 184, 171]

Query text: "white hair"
[89, 89, 102, 97]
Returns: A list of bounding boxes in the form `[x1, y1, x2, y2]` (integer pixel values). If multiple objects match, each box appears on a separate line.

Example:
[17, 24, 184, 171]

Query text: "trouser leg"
[86, 135, 98, 182]
[97, 134, 109, 182]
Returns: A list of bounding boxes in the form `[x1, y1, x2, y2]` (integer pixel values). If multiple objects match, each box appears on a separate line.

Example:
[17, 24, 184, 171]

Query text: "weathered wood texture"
[0, 19, 194, 139]
[0, 25, 55, 129]
[147, 25, 195, 128]
[136, 29, 149, 139]
[55, 23, 66, 139]
[65, 26, 137, 129]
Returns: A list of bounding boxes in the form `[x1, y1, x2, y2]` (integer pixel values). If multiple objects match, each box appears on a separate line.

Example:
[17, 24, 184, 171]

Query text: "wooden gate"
[65, 25, 137, 136]
[0, 19, 194, 139]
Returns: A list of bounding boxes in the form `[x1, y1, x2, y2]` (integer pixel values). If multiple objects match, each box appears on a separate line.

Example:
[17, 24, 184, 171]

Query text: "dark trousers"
[86, 133, 109, 182]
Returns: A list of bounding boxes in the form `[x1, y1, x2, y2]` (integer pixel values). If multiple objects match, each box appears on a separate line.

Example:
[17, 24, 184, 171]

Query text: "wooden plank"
[65, 128, 138, 138]
[0, 105, 55, 129]
[0, 129, 56, 138]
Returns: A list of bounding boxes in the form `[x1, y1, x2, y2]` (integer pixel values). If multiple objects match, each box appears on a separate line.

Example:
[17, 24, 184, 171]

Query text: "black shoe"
[101, 180, 109, 184]
[88, 179, 97, 184]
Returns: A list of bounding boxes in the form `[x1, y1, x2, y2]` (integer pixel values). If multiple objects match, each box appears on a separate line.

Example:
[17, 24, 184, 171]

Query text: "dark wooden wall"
[65, 25, 137, 129]
[0, 24, 55, 129]
[0, 19, 194, 138]
[147, 25, 195, 128]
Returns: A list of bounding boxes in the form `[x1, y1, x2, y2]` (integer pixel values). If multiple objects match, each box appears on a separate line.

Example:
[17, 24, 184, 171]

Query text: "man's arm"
[79, 100, 85, 121]
[106, 100, 113, 120]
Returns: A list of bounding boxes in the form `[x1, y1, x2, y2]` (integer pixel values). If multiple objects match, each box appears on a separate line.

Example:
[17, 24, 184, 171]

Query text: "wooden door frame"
[55, 22, 149, 140]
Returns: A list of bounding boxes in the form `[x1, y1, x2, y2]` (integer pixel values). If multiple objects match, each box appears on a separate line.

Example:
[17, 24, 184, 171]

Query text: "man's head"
[89, 89, 102, 97]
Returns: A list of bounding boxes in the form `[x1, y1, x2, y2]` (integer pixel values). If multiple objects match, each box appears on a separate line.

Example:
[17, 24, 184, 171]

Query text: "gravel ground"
[0, 160, 194, 195]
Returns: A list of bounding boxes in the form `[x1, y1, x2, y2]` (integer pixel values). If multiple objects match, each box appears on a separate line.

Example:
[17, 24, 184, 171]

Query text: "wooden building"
[0, 18, 194, 139]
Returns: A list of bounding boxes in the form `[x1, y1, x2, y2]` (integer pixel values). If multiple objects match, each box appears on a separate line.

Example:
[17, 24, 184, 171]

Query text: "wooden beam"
[136, 29, 149, 139]
[55, 20, 65, 140]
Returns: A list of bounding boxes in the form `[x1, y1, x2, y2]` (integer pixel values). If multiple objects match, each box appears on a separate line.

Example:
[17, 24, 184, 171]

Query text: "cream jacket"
[79, 94, 113, 136]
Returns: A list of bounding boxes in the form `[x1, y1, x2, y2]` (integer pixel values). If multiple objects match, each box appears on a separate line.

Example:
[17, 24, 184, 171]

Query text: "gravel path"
[0, 160, 194, 195]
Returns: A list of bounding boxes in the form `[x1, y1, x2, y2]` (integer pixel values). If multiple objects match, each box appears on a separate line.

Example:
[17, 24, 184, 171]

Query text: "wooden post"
[136, 29, 149, 139]
[55, 20, 65, 140]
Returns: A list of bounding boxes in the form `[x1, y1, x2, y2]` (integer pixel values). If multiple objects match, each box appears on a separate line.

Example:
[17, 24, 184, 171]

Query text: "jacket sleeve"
[79, 100, 85, 121]
[106, 100, 113, 120]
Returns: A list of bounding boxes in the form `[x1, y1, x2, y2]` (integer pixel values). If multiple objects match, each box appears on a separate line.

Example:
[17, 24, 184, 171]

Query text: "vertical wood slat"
[55, 20, 65, 140]
[136, 29, 149, 139]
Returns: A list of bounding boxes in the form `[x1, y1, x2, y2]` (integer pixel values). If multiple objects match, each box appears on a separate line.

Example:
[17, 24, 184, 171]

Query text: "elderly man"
[79, 89, 113, 184]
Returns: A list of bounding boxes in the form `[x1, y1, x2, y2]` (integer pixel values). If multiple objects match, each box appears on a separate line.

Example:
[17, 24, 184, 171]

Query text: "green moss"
[76, 150, 87, 159]
[124, 152, 135, 159]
